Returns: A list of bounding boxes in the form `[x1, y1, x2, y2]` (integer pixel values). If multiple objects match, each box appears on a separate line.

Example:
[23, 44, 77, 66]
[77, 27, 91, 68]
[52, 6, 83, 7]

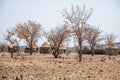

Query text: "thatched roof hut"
[59, 44, 67, 50]
[41, 42, 50, 47]
[105, 43, 119, 55]
[25, 44, 38, 53]
[40, 42, 51, 53]
[59, 44, 67, 53]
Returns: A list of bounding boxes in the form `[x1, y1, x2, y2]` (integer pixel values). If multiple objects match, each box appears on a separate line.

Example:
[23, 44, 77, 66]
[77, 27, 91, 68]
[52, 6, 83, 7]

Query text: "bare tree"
[46, 24, 70, 58]
[105, 33, 116, 46]
[86, 25, 102, 56]
[104, 33, 117, 59]
[5, 29, 19, 57]
[15, 20, 42, 55]
[62, 5, 92, 61]
[5, 29, 18, 44]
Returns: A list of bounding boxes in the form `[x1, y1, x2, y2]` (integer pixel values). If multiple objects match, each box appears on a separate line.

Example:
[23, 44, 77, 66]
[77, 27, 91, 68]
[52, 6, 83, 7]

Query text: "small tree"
[15, 20, 42, 55]
[86, 25, 102, 56]
[46, 24, 70, 58]
[104, 33, 117, 59]
[62, 5, 92, 61]
[105, 33, 116, 46]
[5, 29, 19, 57]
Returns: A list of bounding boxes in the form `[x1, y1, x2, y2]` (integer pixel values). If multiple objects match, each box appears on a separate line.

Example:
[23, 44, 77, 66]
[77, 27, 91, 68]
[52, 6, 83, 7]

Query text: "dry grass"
[0, 52, 120, 80]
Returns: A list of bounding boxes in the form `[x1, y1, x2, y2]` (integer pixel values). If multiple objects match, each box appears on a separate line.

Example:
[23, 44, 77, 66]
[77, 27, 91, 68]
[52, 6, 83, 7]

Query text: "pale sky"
[0, 0, 120, 46]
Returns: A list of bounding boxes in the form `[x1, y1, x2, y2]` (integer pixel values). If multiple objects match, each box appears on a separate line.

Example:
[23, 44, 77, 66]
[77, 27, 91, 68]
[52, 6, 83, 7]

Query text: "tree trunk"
[10, 48, 13, 58]
[78, 41, 82, 62]
[79, 47, 82, 62]
[54, 54, 58, 58]
[54, 50, 59, 58]
[30, 46, 33, 55]
[91, 47, 94, 56]
[52, 47, 59, 58]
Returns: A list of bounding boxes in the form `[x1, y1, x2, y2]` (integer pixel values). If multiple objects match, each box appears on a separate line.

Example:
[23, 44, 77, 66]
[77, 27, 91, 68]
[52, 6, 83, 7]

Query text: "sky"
[0, 0, 120, 46]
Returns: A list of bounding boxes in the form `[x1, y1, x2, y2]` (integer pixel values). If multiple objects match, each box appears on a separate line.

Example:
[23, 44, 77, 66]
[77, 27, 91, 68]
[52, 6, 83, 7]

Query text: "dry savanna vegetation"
[0, 4, 120, 80]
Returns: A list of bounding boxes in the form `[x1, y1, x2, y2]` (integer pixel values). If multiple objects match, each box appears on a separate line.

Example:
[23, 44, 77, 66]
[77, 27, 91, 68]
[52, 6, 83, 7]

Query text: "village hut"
[8, 44, 20, 53]
[59, 44, 67, 54]
[105, 43, 119, 55]
[40, 42, 51, 53]
[25, 40, 39, 53]
[25, 45, 38, 53]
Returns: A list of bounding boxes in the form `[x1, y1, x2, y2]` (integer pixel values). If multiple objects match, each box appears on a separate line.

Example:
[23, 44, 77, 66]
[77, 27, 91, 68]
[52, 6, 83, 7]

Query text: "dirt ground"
[0, 52, 120, 80]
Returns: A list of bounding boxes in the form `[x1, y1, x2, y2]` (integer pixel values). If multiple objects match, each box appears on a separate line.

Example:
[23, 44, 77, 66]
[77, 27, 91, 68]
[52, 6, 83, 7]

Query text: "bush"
[82, 49, 105, 55]
[94, 49, 105, 55]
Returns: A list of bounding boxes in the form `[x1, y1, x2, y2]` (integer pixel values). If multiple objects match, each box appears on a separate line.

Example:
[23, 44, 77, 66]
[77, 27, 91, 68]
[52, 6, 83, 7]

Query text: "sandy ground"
[0, 52, 120, 80]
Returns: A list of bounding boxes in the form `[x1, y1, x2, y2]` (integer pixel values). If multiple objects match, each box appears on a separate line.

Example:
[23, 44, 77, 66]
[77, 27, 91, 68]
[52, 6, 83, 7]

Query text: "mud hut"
[105, 43, 119, 55]
[40, 42, 51, 53]
[59, 44, 67, 54]
[25, 45, 38, 53]
[8, 44, 20, 53]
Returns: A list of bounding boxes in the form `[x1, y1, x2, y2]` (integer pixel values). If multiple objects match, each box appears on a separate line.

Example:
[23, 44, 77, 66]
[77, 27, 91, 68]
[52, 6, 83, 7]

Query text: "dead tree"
[46, 24, 70, 58]
[15, 20, 42, 55]
[5, 29, 20, 58]
[105, 33, 116, 46]
[62, 5, 92, 61]
[104, 33, 117, 59]
[86, 25, 102, 56]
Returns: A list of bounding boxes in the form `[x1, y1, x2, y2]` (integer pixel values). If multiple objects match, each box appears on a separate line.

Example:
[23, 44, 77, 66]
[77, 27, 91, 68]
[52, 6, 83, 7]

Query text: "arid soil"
[0, 52, 120, 80]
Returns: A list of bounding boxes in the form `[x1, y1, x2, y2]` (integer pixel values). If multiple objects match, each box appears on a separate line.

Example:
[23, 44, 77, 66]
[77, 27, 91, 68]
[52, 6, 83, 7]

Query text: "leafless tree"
[5, 29, 18, 44]
[5, 29, 20, 57]
[104, 33, 117, 59]
[62, 5, 92, 61]
[105, 33, 116, 46]
[86, 25, 103, 56]
[46, 24, 70, 58]
[15, 20, 42, 55]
